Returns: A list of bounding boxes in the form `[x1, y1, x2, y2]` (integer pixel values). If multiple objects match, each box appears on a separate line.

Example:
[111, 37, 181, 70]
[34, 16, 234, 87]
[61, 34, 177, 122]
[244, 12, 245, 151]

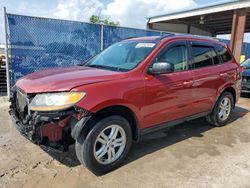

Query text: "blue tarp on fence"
[7, 14, 168, 85]
[6, 14, 250, 86]
[103, 25, 164, 49]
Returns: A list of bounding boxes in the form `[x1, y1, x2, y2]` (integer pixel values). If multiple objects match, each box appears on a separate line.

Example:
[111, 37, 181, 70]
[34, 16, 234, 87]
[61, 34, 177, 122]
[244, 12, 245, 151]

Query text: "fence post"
[101, 24, 104, 51]
[3, 7, 11, 98]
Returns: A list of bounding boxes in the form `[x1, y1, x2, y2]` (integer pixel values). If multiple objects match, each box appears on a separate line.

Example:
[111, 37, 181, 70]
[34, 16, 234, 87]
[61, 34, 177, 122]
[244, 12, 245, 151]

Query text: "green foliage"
[89, 15, 119, 26]
[89, 15, 100, 24]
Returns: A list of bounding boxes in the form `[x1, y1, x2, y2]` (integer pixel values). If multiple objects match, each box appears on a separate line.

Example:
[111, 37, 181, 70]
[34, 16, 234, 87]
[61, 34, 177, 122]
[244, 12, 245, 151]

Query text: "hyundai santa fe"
[9, 34, 242, 175]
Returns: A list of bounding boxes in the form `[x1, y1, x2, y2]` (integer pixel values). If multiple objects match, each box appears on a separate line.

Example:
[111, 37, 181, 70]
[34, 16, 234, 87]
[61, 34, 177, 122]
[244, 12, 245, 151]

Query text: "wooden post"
[230, 9, 247, 63]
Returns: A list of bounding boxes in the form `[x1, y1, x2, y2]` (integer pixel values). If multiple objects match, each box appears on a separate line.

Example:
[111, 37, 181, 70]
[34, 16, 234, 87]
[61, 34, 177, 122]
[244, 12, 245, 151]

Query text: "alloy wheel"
[218, 96, 232, 121]
[93, 124, 126, 165]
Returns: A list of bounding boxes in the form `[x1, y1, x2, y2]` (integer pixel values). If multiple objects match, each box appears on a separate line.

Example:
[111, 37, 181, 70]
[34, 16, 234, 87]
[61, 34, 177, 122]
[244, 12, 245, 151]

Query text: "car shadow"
[41, 106, 249, 168]
[125, 105, 249, 165]
[241, 93, 250, 98]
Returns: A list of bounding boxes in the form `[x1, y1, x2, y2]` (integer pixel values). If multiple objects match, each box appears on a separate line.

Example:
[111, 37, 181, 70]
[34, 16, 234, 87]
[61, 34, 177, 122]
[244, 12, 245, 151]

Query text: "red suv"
[10, 34, 242, 175]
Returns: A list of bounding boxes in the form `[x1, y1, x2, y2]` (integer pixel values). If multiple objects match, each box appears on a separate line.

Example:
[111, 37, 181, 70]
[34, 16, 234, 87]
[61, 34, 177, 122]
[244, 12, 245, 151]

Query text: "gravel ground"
[0, 95, 250, 188]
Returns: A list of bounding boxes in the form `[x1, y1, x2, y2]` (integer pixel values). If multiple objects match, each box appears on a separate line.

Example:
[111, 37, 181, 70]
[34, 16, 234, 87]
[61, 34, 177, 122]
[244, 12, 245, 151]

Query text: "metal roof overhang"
[147, 0, 250, 35]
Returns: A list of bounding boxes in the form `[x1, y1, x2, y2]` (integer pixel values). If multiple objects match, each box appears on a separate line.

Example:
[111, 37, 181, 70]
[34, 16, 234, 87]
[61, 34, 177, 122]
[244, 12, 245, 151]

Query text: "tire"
[206, 92, 234, 127]
[75, 115, 132, 175]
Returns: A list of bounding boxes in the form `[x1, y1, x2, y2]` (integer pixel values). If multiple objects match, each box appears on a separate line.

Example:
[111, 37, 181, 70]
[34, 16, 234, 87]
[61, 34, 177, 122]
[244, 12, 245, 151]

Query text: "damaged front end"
[9, 88, 92, 151]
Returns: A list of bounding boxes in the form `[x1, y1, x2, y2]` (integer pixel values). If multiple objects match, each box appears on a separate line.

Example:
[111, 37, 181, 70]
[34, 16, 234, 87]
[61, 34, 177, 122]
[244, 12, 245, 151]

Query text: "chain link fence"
[6, 14, 169, 87]
[5, 13, 250, 91]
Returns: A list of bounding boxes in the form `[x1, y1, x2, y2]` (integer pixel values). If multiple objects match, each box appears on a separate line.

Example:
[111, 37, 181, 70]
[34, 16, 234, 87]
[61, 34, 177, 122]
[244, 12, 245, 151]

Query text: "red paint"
[16, 35, 241, 132]
[41, 123, 63, 142]
[41, 117, 70, 142]
[16, 66, 128, 93]
[240, 66, 245, 73]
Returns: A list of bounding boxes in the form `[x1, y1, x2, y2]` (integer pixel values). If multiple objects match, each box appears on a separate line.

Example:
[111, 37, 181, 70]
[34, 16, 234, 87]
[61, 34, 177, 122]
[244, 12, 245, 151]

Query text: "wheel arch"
[220, 87, 236, 107]
[79, 105, 141, 142]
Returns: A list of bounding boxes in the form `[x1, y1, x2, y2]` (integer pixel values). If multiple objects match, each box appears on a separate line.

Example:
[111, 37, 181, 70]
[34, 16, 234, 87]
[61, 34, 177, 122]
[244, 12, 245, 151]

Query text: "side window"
[157, 45, 188, 71]
[191, 45, 217, 68]
[215, 44, 232, 63]
[211, 48, 220, 65]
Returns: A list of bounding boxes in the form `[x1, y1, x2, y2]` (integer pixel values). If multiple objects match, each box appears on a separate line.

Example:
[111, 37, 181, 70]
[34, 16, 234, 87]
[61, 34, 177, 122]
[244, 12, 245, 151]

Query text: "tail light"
[236, 66, 244, 80]
[240, 66, 245, 73]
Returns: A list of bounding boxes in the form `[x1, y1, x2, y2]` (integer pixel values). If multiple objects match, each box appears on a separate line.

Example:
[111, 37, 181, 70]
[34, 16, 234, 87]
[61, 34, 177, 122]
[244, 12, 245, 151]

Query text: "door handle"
[183, 80, 193, 85]
[220, 73, 227, 77]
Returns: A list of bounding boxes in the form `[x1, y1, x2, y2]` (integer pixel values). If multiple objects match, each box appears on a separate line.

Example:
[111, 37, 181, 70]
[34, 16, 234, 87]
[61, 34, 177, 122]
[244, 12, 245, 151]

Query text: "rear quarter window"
[215, 44, 232, 63]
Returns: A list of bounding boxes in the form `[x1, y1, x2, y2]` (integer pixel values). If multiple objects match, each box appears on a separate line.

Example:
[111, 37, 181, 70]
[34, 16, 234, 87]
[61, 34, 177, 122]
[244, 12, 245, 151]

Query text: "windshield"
[84, 41, 156, 72]
[242, 59, 250, 69]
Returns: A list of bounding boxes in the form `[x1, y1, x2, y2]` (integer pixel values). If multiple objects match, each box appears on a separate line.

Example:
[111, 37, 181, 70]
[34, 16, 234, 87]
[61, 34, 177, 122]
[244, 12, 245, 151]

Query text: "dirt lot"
[0, 96, 250, 188]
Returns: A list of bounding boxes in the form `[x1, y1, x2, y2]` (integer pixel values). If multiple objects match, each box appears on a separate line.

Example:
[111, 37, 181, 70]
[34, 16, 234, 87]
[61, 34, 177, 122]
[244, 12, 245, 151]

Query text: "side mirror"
[148, 62, 174, 75]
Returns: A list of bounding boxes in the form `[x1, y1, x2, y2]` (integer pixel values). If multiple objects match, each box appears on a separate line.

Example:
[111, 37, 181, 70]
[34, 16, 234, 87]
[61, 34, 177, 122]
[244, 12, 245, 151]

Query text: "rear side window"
[215, 44, 232, 63]
[192, 45, 213, 68]
[191, 45, 218, 68]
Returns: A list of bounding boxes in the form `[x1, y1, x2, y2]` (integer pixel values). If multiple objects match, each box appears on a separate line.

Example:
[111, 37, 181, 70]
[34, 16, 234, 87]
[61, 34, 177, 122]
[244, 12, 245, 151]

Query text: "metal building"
[147, 0, 250, 63]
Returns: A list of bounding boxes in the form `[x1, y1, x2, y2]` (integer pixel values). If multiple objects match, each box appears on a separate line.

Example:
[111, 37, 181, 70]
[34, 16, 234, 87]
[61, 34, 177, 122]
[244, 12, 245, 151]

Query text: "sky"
[0, 0, 246, 44]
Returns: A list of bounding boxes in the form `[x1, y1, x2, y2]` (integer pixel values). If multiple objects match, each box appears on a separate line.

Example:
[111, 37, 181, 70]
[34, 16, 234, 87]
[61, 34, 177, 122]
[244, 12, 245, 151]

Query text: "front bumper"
[10, 108, 35, 141]
[9, 89, 92, 151]
[9, 107, 76, 143]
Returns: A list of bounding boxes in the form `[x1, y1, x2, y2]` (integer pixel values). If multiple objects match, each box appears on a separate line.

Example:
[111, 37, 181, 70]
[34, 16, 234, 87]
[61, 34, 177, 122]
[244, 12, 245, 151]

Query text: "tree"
[89, 15, 119, 26]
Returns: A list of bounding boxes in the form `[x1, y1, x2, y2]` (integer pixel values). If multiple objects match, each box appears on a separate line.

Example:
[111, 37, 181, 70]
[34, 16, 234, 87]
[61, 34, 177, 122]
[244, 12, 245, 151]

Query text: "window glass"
[211, 48, 220, 65]
[215, 45, 232, 63]
[157, 45, 188, 71]
[191, 46, 214, 68]
[85, 41, 156, 72]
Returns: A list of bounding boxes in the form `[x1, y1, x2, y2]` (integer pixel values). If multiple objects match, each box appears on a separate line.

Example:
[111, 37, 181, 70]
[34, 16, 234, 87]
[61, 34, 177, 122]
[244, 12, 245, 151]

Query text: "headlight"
[30, 92, 86, 111]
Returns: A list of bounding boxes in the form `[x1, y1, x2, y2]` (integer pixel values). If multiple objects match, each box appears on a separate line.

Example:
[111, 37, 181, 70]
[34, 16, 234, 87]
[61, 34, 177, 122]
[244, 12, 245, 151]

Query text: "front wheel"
[206, 92, 234, 127]
[75, 116, 132, 175]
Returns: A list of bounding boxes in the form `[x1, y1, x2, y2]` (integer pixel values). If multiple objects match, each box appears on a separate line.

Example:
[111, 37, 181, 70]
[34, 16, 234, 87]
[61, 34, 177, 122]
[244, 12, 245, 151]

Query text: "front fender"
[72, 78, 145, 127]
[76, 98, 143, 127]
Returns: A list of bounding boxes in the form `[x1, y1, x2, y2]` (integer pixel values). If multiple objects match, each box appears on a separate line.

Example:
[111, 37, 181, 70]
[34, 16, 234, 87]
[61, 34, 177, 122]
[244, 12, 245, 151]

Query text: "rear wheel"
[75, 116, 132, 175]
[206, 92, 234, 127]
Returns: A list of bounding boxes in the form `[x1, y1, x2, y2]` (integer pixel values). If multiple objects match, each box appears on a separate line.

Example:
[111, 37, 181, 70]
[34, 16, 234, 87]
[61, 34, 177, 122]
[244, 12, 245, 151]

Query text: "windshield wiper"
[87, 64, 112, 70]
[87, 64, 128, 72]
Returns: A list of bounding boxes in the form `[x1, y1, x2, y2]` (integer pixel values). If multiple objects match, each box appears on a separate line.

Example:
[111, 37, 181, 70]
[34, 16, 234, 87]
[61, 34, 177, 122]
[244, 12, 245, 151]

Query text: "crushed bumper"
[9, 90, 92, 151]
[10, 109, 35, 141]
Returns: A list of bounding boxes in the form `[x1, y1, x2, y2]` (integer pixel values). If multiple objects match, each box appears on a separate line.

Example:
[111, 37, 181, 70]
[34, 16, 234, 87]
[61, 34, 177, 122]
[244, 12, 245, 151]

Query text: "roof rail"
[175, 33, 220, 41]
[158, 33, 176, 40]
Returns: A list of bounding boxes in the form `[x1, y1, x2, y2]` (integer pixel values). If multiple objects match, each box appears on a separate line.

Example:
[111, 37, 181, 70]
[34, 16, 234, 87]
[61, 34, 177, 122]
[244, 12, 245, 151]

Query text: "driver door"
[143, 41, 195, 128]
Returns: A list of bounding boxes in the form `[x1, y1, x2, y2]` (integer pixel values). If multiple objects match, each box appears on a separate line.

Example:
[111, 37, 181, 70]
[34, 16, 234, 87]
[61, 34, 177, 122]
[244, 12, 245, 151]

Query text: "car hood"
[243, 69, 250, 77]
[16, 66, 128, 93]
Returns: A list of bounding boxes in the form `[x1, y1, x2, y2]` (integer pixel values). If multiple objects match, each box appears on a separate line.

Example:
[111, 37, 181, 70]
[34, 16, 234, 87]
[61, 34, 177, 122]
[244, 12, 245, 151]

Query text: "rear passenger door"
[189, 41, 223, 114]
